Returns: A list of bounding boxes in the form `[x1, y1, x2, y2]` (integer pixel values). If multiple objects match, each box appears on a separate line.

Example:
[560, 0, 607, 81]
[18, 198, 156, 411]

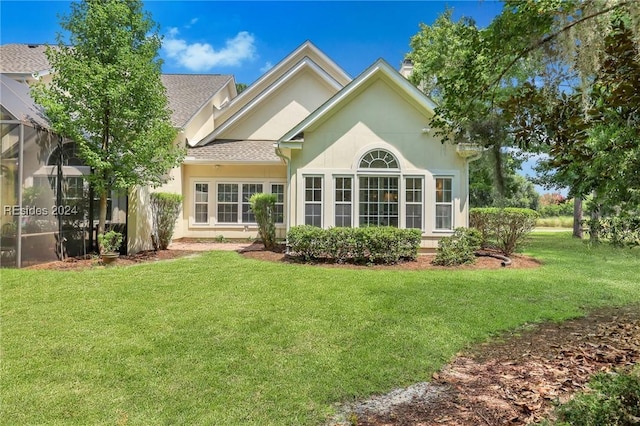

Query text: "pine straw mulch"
[351, 305, 640, 426]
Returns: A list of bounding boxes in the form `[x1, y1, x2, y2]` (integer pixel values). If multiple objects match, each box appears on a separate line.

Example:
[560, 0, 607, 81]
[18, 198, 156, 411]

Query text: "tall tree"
[32, 0, 183, 247]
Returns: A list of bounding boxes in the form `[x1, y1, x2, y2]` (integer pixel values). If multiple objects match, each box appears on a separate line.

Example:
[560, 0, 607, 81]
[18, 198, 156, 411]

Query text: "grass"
[1, 233, 639, 425]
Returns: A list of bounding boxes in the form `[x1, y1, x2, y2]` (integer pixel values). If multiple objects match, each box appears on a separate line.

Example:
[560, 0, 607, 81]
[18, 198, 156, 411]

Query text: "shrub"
[433, 227, 482, 266]
[470, 207, 538, 255]
[286, 226, 421, 264]
[249, 193, 277, 250]
[586, 215, 640, 247]
[150, 192, 182, 250]
[554, 370, 640, 426]
[98, 230, 123, 254]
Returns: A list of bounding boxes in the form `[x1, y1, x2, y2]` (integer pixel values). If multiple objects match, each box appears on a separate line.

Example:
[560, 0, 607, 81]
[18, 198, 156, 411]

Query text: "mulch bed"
[24, 249, 198, 270]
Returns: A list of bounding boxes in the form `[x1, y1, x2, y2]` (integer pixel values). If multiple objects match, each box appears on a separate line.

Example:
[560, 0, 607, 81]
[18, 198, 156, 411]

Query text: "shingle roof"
[187, 140, 281, 163]
[0, 44, 51, 74]
[161, 74, 232, 128]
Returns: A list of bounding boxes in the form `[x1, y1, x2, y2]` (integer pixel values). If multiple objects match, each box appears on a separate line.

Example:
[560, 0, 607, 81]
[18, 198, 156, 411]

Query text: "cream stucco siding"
[219, 70, 339, 141]
[287, 76, 469, 250]
[181, 164, 287, 239]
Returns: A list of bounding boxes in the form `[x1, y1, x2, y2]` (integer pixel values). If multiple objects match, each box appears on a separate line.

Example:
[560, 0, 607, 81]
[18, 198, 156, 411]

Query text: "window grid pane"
[195, 183, 209, 224]
[358, 176, 399, 227]
[271, 184, 285, 224]
[435, 177, 453, 230]
[242, 184, 263, 223]
[335, 177, 352, 227]
[405, 177, 423, 230]
[304, 177, 322, 227]
[216, 183, 238, 223]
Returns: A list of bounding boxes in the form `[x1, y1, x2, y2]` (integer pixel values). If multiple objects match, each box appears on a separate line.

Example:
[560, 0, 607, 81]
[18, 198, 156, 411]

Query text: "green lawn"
[1, 233, 639, 425]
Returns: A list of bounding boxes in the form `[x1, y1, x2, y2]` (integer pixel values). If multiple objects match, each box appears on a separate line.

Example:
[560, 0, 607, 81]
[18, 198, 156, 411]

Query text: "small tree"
[249, 193, 277, 250]
[32, 0, 184, 237]
[150, 192, 182, 250]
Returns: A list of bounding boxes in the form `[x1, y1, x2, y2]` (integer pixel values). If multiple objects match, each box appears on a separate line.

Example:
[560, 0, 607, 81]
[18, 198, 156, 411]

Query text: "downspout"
[274, 144, 292, 235]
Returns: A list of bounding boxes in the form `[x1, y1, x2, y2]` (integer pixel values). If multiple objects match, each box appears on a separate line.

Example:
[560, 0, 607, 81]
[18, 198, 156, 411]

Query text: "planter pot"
[101, 252, 120, 265]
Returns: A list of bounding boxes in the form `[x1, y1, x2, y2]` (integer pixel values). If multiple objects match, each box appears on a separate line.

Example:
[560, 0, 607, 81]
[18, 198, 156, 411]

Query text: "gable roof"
[0, 44, 51, 76]
[195, 41, 351, 147]
[161, 74, 233, 128]
[0, 74, 49, 128]
[278, 58, 438, 147]
[196, 56, 343, 146]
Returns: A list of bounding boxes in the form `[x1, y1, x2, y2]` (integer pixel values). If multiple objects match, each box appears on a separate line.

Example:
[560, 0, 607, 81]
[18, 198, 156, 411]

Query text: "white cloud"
[163, 29, 256, 72]
[260, 61, 273, 73]
[185, 18, 198, 28]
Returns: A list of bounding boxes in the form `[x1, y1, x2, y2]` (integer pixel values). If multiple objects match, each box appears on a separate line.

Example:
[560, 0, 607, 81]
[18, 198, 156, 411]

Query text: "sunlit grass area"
[2, 233, 639, 425]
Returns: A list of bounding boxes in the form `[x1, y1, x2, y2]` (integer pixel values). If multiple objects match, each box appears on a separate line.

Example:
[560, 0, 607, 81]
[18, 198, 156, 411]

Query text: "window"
[435, 177, 453, 230]
[195, 183, 209, 224]
[304, 176, 322, 227]
[359, 149, 399, 169]
[359, 176, 399, 227]
[405, 177, 423, 229]
[216, 183, 237, 223]
[271, 184, 285, 224]
[241, 183, 263, 223]
[334, 177, 352, 227]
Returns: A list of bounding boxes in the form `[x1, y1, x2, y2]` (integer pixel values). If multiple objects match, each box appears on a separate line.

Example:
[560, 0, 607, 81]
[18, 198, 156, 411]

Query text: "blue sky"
[1, 1, 503, 84]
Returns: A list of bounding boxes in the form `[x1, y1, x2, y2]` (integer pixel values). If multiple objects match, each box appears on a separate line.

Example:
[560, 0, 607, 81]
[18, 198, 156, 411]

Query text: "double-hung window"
[241, 183, 263, 223]
[405, 177, 423, 229]
[304, 176, 322, 227]
[435, 177, 453, 230]
[334, 177, 352, 227]
[195, 183, 210, 224]
[271, 184, 285, 224]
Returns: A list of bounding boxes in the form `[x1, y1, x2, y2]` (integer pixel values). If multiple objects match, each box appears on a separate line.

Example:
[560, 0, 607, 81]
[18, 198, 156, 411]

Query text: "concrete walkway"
[167, 240, 258, 252]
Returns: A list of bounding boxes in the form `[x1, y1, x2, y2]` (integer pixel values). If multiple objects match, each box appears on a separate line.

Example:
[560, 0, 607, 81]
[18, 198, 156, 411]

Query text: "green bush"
[249, 193, 277, 250]
[586, 215, 640, 247]
[286, 226, 421, 264]
[98, 230, 123, 254]
[470, 207, 538, 255]
[433, 227, 482, 266]
[150, 192, 182, 250]
[538, 202, 574, 218]
[553, 370, 640, 426]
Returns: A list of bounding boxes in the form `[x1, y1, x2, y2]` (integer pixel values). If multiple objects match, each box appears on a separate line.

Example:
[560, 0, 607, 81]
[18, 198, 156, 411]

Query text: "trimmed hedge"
[150, 192, 182, 250]
[433, 227, 482, 266]
[249, 193, 277, 250]
[469, 207, 538, 255]
[287, 226, 422, 264]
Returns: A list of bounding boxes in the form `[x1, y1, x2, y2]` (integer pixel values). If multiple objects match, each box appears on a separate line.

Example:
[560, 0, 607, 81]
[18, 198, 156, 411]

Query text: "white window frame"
[193, 182, 210, 225]
[334, 176, 353, 227]
[434, 176, 454, 231]
[304, 175, 323, 227]
[405, 176, 424, 230]
[216, 182, 239, 224]
[271, 183, 285, 225]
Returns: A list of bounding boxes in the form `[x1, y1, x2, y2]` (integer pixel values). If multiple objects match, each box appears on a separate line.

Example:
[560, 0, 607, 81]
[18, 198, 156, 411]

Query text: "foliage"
[249, 193, 277, 250]
[538, 201, 574, 218]
[286, 226, 421, 264]
[97, 230, 122, 254]
[470, 207, 539, 255]
[32, 0, 184, 236]
[552, 369, 640, 426]
[150, 192, 182, 250]
[433, 227, 482, 266]
[586, 214, 640, 247]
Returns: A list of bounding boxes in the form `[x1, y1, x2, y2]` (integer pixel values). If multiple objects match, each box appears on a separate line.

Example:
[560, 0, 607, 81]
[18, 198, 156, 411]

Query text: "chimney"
[399, 58, 414, 79]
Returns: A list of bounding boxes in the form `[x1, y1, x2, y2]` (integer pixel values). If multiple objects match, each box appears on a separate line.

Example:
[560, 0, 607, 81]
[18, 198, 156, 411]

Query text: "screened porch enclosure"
[0, 107, 127, 268]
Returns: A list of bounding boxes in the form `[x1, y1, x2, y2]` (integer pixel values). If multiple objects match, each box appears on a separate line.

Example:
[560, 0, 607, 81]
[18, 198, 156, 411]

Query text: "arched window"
[359, 149, 399, 169]
[47, 143, 84, 166]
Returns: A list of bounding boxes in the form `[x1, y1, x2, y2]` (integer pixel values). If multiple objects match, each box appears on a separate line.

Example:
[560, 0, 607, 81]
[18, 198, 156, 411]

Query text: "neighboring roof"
[0, 74, 49, 128]
[161, 74, 233, 128]
[0, 44, 51, 75]
[186, 139, 281, 163]
[279, 58, 439, 146]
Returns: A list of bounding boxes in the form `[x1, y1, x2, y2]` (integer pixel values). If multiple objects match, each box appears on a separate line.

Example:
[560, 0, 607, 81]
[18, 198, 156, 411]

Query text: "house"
[1, 41, 478, 267]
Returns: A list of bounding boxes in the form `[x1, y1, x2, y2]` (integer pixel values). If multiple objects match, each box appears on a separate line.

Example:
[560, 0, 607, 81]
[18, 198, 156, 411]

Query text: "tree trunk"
[589, 192, 600, 243]
[98, 191, 108, 252]
[573, 197, 583, 239]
